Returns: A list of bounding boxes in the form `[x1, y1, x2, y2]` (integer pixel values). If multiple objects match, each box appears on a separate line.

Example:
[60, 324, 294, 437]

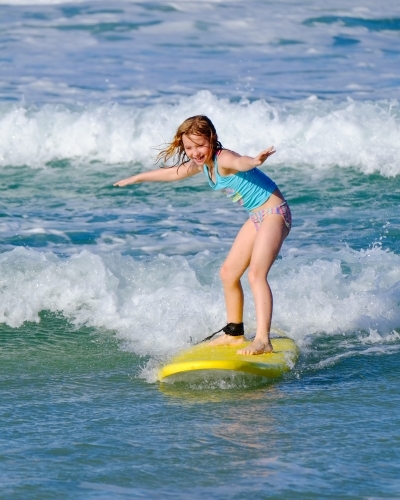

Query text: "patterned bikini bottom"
[249, 201, 292, 232]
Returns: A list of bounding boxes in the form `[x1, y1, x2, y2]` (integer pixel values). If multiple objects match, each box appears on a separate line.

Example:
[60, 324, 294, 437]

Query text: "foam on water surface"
[1, 245, 399, 371]
[1, 92, 400, 176]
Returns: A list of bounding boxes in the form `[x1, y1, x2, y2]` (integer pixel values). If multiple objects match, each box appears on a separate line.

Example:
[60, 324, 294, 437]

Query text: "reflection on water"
[158, 375, 285, 402]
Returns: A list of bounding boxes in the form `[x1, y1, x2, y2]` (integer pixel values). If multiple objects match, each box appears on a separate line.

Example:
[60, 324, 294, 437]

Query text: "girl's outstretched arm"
[218, 146, 276, 174]
[113, 161, 202, 187]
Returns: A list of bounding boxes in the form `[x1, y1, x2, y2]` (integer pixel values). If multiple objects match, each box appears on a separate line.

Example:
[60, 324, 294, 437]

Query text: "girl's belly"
[250, 188, 285, 213]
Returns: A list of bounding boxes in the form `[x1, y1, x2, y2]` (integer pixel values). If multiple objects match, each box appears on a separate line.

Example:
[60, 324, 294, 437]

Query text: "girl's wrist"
[130, 175, 140, 184]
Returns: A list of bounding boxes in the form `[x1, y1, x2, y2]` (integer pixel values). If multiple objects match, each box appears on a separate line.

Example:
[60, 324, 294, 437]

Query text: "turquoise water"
[2, 316, 400, 498]
[1, 1, 400, 498]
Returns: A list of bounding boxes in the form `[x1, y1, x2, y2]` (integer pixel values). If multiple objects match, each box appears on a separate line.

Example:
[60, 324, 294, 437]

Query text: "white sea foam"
[1, 245, 399, 364]
[274, 244, 400, 343]
[1, 92, 399, 176]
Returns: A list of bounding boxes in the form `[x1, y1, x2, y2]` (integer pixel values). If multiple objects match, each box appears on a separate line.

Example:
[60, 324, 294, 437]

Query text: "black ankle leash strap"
[196, 322, 244, 344]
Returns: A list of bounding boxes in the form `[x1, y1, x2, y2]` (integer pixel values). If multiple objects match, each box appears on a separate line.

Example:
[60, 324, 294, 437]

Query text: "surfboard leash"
[195, 322, 244, 344]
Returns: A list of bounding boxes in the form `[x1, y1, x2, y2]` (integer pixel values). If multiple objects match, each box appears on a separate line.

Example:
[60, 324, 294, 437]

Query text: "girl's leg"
[237, 214, 288, 355]
[207, 218, 257, 346]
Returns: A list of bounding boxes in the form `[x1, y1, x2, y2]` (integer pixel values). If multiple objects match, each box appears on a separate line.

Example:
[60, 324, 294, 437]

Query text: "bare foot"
[207, 334, 245, 347]
[237, 339, 273, 355]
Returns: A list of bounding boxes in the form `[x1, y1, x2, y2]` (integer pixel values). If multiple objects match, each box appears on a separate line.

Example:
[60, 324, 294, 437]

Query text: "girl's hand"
[113, 176, 138, 187]
[253, 146, 275, 166]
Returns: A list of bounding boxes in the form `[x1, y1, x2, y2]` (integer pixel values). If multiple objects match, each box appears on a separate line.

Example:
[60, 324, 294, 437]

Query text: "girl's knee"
[247, 267, 268, 287]
[220, 262, 239, 286]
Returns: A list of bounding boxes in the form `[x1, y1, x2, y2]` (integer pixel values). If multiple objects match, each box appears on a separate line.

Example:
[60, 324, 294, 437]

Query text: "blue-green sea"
[1, 1, 400, 498]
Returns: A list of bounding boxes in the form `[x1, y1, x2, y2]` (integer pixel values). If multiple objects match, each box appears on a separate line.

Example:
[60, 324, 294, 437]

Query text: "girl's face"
[182, 134, 211, 165]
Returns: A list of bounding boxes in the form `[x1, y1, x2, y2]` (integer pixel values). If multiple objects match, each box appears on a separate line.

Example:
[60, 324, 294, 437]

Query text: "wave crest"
[0, 91, 399, 176]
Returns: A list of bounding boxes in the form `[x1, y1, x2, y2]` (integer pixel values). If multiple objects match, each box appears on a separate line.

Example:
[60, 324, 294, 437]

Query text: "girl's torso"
[203, 150, 284, 212]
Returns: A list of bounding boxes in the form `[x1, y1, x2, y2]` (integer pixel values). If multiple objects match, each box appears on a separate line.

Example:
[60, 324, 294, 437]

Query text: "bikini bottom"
[249, 201, 292, 232]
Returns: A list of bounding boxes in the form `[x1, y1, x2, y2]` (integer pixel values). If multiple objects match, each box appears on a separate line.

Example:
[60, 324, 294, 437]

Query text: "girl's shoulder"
[216, 148, 240, 157]
[214, 149, 241, 176]
[215, 148, 240, 165]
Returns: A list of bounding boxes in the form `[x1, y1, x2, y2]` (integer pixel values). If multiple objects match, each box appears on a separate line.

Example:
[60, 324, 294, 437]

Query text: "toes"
[237, 348, 257, 355]
[237, 342, 273, 355]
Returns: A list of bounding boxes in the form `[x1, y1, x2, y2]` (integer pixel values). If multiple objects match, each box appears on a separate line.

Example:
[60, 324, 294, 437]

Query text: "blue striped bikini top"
[203, 151, 277, 211]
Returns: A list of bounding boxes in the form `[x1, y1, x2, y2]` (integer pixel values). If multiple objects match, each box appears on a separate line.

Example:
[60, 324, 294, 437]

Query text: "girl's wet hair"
[156, 115, 222, 167]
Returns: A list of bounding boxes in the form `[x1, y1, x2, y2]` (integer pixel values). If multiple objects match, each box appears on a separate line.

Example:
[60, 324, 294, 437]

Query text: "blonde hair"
[156, 115, 222, 167]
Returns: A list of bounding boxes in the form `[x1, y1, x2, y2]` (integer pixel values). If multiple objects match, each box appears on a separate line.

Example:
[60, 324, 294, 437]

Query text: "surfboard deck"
[158, 336, 298, 383]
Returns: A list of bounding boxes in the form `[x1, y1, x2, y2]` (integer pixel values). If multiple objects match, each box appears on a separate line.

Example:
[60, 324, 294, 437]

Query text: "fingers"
[255, 146, 276, 165]
[113, 178, 130, 187]
[258, 146, 275, 158]
[263, 146, 276, 156]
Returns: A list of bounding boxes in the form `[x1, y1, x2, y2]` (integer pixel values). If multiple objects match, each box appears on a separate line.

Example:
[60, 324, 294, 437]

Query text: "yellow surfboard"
[158, 336, 298, 383]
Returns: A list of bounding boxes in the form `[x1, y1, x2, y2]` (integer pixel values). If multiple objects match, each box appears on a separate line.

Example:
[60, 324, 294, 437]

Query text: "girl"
[114, 115, 291, 355]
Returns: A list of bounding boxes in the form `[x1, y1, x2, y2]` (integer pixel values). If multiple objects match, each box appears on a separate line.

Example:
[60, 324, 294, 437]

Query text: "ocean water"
[1, 0, 400, 498]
